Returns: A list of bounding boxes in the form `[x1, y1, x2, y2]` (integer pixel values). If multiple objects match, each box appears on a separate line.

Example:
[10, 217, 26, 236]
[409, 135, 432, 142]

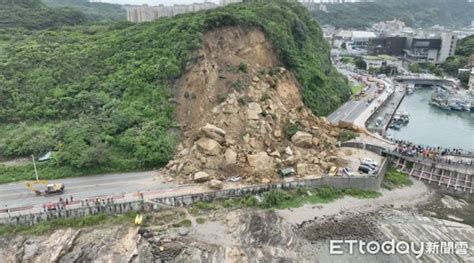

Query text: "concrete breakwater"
[0, 163, 387, 226]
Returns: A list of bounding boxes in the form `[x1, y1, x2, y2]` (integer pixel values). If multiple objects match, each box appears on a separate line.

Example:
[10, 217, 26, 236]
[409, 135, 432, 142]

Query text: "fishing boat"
[388, 122, 403, 130]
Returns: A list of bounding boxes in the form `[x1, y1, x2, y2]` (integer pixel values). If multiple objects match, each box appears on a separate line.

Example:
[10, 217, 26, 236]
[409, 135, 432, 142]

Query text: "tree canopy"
[42, 0, 126, 22]
[0, 0, 88, 30]
[311, 0, 474, 29]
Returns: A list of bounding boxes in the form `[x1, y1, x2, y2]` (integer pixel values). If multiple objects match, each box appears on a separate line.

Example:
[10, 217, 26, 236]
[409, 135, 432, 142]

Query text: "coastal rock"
[27, 229, 80, 263]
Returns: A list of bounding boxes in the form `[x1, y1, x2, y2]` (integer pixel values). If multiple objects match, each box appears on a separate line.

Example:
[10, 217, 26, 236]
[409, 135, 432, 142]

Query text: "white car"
[343, 167, 355, 177]
[362, 158, 378, 167]
[229, 176, 241, 182]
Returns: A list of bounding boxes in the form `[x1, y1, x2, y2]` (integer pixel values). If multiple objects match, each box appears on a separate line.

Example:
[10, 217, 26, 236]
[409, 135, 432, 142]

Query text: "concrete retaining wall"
[1, 201, 148, 226]
[151, 165, 387, 207]
[152, 174, 386, 207]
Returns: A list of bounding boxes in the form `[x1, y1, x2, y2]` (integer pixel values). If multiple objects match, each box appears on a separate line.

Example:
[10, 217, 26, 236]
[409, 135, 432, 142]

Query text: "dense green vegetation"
[0, 1, 350, 181]
[312, 0, 474, 29]
[0, 0, 88, 30]
[349, 82, 364, 95]
[440, 35, 473, 86]
[456, 35, 474, 58]
[43, 0, 126, 22]
[337, 129, 357, 142]
[382, 168, 413, 190]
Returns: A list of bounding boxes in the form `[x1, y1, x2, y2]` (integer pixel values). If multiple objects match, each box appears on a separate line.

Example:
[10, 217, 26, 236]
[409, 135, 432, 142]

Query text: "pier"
[365, 85, 406, 136]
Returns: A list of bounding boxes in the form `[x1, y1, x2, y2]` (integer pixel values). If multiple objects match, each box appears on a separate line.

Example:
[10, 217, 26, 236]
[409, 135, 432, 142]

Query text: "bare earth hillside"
[165, 26, 346, 186]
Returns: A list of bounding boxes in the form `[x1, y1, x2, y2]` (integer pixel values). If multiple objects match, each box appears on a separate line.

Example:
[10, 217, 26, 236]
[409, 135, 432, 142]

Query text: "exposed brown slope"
[166, 27, 346, 185]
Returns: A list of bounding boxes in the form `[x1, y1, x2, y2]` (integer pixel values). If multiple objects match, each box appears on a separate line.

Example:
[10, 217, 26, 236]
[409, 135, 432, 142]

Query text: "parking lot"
[338, 147, 385, 176]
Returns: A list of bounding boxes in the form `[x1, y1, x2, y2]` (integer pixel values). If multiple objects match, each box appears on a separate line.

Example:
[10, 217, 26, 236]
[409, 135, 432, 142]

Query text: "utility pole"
[32, 154, 39, 181]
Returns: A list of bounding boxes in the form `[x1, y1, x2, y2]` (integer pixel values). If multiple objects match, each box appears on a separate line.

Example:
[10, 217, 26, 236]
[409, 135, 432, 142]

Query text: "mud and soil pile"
[164, 27, 347, 185]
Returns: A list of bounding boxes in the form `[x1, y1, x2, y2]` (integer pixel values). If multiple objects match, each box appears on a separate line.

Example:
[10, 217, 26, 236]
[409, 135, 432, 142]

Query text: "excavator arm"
[25, 180, 49, 196]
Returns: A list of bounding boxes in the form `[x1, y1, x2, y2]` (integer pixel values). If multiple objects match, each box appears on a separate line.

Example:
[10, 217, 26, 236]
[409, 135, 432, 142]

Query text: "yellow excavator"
[26, 180, 65, 196]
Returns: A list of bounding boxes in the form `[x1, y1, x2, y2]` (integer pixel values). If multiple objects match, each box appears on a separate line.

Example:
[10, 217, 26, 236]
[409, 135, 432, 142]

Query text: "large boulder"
[296, 163, 309, 176]
[312, 137, 321, 146]
[247, 102, 262, 120]
[224, 148, 237, 165]
[196, 137, 222, 156]
[247, 152, 273, 168]
[208, 179, 223, 190]
[200, 124, 226, 143]
[291, 131, 313, 148]
[194, 171, 211, 183]
[201, 123, 226, 136]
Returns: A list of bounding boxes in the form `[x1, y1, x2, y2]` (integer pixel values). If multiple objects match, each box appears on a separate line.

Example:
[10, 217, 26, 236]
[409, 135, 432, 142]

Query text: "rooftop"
[352, 31, 377, 39]
[363, 55, 397, 61]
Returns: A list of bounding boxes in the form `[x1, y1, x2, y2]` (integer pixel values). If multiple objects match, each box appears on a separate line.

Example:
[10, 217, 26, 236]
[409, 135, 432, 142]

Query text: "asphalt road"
[327, 85, 377, 124]
[0, 171, 176, 209]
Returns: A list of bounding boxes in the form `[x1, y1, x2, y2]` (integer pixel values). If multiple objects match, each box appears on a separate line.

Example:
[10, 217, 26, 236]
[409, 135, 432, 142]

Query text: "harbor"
[430, 86, 473, 112]
[386, 88, 474, 151]
[365, 84, 406, 136]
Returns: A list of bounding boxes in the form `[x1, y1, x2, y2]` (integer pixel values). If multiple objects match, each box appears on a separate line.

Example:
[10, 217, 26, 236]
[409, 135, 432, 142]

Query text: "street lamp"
[32, 154, 39, 181]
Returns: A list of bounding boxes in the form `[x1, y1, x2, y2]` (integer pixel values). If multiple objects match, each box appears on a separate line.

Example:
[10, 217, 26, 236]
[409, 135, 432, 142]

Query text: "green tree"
[354, 57, 367, 70]
[409, 63, 422, 73]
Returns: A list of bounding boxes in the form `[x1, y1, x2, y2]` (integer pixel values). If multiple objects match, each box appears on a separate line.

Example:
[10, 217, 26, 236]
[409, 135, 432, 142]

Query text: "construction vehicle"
[328, 166, 338, 176]
[26, 180, 65, 196]
[278, 167, 296, 178]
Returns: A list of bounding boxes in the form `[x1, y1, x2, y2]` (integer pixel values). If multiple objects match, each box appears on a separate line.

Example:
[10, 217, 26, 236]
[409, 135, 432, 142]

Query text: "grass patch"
[350, 82, 365, 95]
[283, 121, 302, 139]
[230, 80, 245, 91]
[0, 161, 140, 184]
[196, 218, 206, 224]
[338, 129, 358, 142]
[172, 219, 192, 228]
[189, 186, 381, 213]
[0, 212, 138, 236]
[260, 92, 271, 101]
[382, 168, 413, 190]
[238, 62, 248, 73]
